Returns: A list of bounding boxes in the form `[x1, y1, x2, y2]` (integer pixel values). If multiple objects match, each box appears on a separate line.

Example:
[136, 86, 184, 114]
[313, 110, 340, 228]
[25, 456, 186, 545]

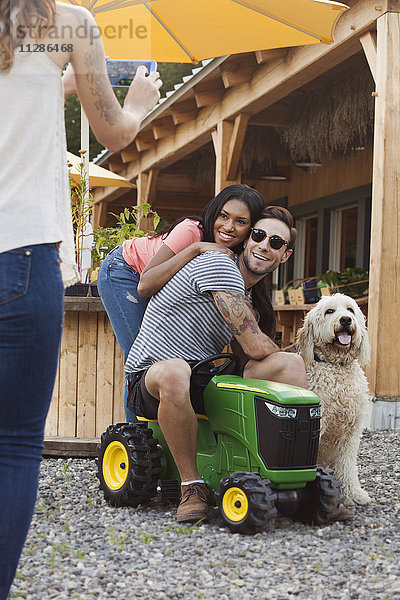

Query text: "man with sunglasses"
[125, 206, 307, 523]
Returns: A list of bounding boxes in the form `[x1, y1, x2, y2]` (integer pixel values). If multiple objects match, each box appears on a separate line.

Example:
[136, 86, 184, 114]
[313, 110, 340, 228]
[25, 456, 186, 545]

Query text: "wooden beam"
[170, 99, 198, 125]
[226, 113, 249, 181]
[107, 156, 123, 173]
[212, 120, 242, 193]
[152, 117, 176, 140]
[249, 105, 289, 128]
[255, 49, 288, 64]
[220, 67, 253, 88]
[194, 88, 224, 108]
[135, 131, 155, 152]
[220, 55, 256, 88]
[136, 170, 159, 232]
[92, 1, 382, 206]
[368, 12, 400, 398]
[43, 437, 99, 458]
[92, 200, 108, 229]
[121, 145, 139, 163]
[360, 30, 377, 82]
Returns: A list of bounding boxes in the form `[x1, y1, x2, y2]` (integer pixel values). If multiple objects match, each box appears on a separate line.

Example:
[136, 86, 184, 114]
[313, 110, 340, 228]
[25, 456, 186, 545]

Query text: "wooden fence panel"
[113, 343, 126, 424]
[96, 312, 116, 436]
[58, 311, 79, 437]
[45, 362, 59, 436]
[77, 311, 98, 438]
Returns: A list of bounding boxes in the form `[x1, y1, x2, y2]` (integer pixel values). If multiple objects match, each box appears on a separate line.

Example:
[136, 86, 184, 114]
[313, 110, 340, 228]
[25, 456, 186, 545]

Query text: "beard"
[242, 249, 277, 276]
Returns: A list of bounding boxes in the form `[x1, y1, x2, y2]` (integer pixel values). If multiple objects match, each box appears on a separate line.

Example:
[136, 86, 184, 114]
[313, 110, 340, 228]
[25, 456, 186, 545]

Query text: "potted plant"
[90, 204, 161, 294]
[65, 152, 93, 297]
[320, 268, 369, 298]
[92, 204, 160, 264]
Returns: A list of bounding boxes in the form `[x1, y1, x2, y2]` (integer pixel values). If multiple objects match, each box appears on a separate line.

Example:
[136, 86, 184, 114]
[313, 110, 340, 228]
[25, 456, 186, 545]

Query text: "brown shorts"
[127, 358, 247, 421]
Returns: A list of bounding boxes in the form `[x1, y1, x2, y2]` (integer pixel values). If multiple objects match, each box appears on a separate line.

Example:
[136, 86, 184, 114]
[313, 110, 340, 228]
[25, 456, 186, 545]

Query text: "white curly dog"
[296, 293, 371, 505]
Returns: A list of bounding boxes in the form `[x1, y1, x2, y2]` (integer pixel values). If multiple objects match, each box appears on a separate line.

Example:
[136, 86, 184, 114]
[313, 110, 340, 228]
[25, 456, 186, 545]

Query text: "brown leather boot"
[335, 504, 354, 521]
[177, 483, 209, 523]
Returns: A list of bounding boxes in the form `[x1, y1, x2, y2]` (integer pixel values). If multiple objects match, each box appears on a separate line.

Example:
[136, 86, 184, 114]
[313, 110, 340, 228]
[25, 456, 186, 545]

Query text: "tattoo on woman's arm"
[84, 50, 118, 125]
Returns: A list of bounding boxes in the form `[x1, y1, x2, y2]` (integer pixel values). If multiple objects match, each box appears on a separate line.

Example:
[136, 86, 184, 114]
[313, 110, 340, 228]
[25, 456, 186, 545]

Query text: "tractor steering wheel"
[191, 353, 242, 378]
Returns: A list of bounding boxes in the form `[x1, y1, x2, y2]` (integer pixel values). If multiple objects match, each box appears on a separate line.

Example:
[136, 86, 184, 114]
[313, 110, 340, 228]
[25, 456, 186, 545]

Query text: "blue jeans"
[0, 244, 64, 600]
[97, 246, 149, 422]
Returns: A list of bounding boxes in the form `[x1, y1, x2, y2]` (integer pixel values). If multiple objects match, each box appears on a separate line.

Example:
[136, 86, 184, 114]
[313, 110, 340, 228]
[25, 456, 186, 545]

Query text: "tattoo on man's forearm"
[240, 316, 258, 335]
[84, 50, 118, 125]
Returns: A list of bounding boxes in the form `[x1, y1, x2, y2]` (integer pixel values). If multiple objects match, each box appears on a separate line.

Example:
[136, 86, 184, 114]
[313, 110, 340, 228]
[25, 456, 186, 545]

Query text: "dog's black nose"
[340, 316, 352, 326]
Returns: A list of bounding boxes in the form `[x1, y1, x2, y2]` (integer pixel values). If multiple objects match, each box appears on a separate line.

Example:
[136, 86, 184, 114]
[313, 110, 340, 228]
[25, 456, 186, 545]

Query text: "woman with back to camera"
[97, 183, 266, 420]
[0, 1, 161, 597]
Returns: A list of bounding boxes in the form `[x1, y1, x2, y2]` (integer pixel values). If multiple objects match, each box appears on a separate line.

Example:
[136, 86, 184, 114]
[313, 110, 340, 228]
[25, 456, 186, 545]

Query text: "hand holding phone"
[106, 59, 157, 87]
[123, 62, 162, 120]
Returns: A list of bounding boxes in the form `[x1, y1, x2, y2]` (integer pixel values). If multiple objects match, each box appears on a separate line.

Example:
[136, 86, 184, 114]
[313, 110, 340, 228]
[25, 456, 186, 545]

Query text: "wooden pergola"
[91, 0, 400, 429]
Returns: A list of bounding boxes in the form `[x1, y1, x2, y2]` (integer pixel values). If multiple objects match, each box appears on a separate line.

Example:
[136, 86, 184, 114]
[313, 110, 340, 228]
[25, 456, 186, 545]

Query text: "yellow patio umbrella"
[67, 151, 134, 188]
[61, 0, 349, 62]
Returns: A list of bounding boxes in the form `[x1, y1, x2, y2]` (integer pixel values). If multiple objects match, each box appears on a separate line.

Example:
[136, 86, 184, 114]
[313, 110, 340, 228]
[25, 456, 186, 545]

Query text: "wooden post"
[212, 116, 248, 194]
[136, 170, 159, 232]
[368, 11, 400, 424]
[92, 201, 108, 229]
[360, 31, 377, 82]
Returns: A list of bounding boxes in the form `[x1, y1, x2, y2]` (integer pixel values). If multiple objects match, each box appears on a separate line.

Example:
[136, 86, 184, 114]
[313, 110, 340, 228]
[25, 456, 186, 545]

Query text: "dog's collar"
[314, 353, 326, 364]
[314, 352, 345, 367]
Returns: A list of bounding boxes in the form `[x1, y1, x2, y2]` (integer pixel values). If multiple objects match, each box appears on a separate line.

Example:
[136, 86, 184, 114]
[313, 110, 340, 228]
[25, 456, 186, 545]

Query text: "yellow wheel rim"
[102, 441, 129, 490]
[222, 487, 249, 522]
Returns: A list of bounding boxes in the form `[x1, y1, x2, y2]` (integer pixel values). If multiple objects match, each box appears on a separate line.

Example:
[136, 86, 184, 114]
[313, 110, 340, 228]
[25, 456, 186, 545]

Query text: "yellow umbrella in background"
[61, 0, 348, 62]
[67, 151, 135, 188]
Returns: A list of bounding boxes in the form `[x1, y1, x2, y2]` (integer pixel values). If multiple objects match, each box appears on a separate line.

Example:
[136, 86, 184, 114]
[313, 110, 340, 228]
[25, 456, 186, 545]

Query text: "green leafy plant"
[164, 517, 205, 534]
[106, 526, 131, 550]
[68, 153, 92, 279]
[140, 532, 153, 545]
[91, 204, 160, 267]
[60, 458, 72, 482]
[320, 267, 369, 298]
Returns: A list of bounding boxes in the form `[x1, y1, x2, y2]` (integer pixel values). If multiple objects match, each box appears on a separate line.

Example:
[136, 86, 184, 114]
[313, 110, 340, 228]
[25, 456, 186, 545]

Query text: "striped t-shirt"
[125, 251, 245, 374]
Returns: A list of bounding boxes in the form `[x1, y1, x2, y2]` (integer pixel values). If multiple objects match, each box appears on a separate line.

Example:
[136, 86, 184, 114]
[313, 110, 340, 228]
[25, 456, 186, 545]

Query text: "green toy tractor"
[97, 354, 343, 534]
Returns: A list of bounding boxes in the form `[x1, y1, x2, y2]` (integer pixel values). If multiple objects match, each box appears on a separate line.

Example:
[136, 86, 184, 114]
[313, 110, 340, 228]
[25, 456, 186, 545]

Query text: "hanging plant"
[242, 126, 287, 178]
[282, 64, 375, 163]
[185, 148, 215, 184]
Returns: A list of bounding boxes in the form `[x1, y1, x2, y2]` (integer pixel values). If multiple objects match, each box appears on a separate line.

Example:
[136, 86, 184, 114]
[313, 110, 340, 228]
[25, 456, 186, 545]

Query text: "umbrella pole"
[79, 105, 92, 283]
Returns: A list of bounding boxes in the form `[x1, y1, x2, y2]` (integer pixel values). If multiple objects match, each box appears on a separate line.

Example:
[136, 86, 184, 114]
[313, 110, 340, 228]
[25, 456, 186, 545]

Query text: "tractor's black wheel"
[293, 466, 344, 525]
[160, 479, 180, 505]
[97, 422, 162, 508]
[216, 472, 277, 535]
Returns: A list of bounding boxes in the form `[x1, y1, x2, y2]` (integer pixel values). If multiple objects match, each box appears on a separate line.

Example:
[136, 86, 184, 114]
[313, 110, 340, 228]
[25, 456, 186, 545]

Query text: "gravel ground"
[9, 430, 400, 600]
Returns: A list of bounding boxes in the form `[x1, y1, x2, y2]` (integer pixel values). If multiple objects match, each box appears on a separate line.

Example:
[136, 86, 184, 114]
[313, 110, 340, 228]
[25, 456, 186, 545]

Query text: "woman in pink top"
[97, 184, 265, 420]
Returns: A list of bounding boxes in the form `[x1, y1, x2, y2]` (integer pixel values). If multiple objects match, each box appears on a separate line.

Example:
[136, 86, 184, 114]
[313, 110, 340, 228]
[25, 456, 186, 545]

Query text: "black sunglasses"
[251, 228, 289, 250]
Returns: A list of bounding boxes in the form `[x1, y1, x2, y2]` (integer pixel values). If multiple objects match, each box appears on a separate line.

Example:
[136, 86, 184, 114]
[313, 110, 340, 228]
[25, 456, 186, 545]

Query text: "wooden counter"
[44, 297, 125, 441]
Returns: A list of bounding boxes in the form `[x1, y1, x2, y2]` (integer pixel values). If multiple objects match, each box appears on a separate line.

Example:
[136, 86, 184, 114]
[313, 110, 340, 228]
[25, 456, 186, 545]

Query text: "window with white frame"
[293, 215, 318, 280]
[329, 205, 358, 271]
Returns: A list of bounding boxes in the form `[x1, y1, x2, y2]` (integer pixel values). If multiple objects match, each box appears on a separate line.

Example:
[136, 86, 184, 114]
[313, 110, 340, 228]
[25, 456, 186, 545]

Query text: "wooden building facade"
[90, 0, 400, 429]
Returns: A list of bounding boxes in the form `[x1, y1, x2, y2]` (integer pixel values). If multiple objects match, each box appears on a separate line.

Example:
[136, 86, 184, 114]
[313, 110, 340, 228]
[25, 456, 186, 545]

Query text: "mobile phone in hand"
[106, 59, 157, 87]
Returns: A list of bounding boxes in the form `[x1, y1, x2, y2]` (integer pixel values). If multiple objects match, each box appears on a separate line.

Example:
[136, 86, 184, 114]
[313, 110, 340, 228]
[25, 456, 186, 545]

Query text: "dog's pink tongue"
[338, 332, 351, 345]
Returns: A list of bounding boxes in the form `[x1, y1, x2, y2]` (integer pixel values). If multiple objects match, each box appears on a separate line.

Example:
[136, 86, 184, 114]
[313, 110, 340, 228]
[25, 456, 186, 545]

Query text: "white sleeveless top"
[0, 49, 78, 285]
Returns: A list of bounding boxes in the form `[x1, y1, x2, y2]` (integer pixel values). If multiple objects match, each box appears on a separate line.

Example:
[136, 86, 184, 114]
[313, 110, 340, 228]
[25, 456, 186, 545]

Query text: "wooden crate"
[320, 286, 332, 296]
[288, 288, 305, 305]
[275, 289, 286, 305]
[45, 299, 125, 439]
